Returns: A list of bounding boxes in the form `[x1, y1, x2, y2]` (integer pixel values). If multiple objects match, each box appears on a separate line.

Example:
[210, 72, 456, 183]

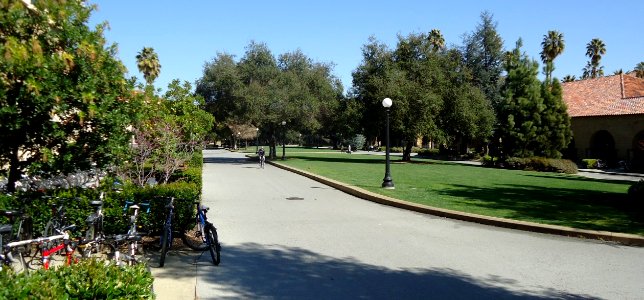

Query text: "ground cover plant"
[277, 152, 643, 235]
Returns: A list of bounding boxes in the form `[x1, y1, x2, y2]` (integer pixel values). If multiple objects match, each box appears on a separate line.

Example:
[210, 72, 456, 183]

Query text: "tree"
[195, 42, 342, 159]
[461, 11, 505, 112]
[582, 38, 606, 79]
[353, 34, 494, 161]
[0, 0, 135, 192]
[635, 62, 644, 78]
[498, 39, 571, 158]
[498, 39, 545, 158]
[428, 29, 445, 52]
[136, 47, 161, 85]
[561, 75, 576, 82]
[540, 30, 565, 81]
[538, 79, 572, 158]
[121, 80, 214, 186]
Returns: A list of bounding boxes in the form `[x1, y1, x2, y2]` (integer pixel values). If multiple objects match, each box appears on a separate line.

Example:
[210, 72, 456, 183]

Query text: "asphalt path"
[196, 149, 644, 299]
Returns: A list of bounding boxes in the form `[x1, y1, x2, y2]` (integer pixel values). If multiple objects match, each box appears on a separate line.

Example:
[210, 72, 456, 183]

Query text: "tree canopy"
[195, 41, 343, 158]
[0, 0, 135, 191]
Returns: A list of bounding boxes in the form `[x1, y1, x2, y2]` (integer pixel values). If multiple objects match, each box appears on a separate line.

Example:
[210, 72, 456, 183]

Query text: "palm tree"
[136, 47, 161, 85]
[561, 75, 576, 83]
[540, 30, 565, 81]
[427, 29, 445, 52]
[635, 62, 644, 78]
[583, 38, 606, 79]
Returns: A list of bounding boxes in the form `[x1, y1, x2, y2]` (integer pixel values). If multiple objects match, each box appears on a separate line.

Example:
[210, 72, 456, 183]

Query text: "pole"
[382, 108, 395, 189]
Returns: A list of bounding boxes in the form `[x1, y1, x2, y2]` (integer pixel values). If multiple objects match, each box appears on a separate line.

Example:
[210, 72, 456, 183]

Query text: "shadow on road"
[203, 156, 253, 165]
[196, 243, 596, 299]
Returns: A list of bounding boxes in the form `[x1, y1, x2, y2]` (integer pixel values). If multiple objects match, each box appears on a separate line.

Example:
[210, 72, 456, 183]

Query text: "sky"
[88, 0, 644, 94]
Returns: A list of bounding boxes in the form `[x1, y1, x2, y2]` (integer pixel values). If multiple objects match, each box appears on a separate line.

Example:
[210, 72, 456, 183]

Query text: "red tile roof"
[562, 74, 644, 117]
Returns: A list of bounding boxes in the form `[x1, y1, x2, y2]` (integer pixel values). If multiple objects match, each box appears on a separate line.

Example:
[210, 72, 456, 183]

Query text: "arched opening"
[632, 131, 644, 171]
[589, 130, 616, 163]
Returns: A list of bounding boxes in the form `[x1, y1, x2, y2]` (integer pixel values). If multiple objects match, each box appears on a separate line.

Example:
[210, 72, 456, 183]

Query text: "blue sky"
[89, 0, 643, 94]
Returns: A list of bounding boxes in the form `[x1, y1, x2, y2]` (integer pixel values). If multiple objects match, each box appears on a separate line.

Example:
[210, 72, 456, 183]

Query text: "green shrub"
[389, 147, 404, 153]
[482, 155, 497, 167]
[504, 157, 578, 174]
[417, 148, 440, 157]
[581, 159, 598, 169]
[628, 180, 644, 205]
[0, 259, 154, 299]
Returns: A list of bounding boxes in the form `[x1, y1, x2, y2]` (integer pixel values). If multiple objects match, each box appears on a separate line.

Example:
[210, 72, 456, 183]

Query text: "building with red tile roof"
[562, 73, 644, 169]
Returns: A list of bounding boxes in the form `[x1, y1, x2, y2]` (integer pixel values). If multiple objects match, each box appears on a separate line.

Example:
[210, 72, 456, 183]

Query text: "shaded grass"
[278, 152, 644, 235]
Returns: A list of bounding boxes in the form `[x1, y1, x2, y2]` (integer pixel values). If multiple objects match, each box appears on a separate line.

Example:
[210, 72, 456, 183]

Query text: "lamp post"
[280, 121, 287, 160]
[381, 98, 395, 189]
[236, 132, 241, 150]
[256, 128, 260, 153]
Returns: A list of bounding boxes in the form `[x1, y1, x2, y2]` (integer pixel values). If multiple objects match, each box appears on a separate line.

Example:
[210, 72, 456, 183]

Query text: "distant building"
[562, 73, 644, 169]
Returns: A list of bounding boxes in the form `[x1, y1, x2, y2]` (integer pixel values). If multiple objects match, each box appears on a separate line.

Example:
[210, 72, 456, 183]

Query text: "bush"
[580, 158, 609, 169]
[505, 157, 578, 174]
[628, 180, 644, 205]
[417, 148, 440, 157]
[0, 259, 154, 299]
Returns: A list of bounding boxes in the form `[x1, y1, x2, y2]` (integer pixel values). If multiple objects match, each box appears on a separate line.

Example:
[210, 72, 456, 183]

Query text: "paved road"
[196, 149, 644, 299]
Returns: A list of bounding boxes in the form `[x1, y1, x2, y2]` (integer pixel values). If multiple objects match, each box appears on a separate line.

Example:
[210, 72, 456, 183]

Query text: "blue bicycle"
[181, 201, 220, 265]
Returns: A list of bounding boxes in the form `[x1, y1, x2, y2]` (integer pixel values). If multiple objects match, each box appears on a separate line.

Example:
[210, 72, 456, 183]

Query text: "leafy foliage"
[0, 259, 154, 299]
[136, 47, 161, 85]
[461, 11, 505, 111]
[498, 39, 571, 159]
[196, 42, 342, 159]
[0, 0, 136, 192]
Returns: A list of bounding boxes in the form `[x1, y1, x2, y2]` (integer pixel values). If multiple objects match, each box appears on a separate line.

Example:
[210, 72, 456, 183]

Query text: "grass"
[275, 151, 644, 235]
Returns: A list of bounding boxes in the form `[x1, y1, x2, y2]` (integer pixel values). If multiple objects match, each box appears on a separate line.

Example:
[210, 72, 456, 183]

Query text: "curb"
[266, 159, 644, 247]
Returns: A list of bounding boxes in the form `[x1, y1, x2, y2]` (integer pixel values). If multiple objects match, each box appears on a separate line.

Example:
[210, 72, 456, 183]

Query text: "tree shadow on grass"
[437, 184, 644, 234]
[196, 243, 596, 299]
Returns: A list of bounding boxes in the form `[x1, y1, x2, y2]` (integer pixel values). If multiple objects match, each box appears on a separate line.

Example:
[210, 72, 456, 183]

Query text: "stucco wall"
[571, 114, 644, 161]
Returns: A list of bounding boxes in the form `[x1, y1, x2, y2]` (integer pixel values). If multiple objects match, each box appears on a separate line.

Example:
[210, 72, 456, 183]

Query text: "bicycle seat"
[89, 200, 103, 207]
[0, 224, 12, 234]
[0, 210, 21, 217]
[111, 234, 142, 243]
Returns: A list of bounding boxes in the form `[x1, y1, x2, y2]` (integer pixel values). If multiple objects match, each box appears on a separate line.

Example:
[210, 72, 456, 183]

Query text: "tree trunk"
[402, 140, 413, 161]
[7, 148, 21, 193]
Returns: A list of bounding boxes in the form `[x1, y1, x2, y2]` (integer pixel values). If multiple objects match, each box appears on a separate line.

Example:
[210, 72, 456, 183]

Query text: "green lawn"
[275, 151, 644, 235]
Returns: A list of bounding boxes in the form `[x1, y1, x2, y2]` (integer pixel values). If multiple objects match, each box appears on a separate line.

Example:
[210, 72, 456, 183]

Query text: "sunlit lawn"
[273, 151, 643, 235]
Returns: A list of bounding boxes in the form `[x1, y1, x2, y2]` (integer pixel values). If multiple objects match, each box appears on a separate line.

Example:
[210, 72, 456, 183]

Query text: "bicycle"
[159, 197, 175, 267]
[79, 192, 106, 258]
[181, 201, 220, 265]
[259, 154, 266, 169]
[104, 200, 150, 266]
[0, 207, 33, 272]
[42, 196, 74, 237]
[2, 224, 78, 272]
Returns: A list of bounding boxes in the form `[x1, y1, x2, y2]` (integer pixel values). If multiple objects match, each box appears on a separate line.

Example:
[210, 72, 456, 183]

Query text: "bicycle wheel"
[181, 222, 208, 251]
[159, 225, 171, 267]
[43, 220, 56, 237]
[205, 224, 220, 266]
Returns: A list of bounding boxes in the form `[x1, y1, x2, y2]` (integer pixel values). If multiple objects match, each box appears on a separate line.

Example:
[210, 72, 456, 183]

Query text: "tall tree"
[635, 62, 644, 78]
[461, 11, 505, 112]
[428, 29, 445, 52]
[498, 39, 545, 158]
[540, 30, 565, 81]
[195, 42, 342, 159]
[0, 0, 135, 191]
[582, 38, 606, 79]
[538, 79, 572, 158]
[498, 39, 571, 158]
[136, 47, 161, 85]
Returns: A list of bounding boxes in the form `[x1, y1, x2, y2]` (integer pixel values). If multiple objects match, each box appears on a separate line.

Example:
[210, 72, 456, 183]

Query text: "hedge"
[0, 260, 154, 299]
